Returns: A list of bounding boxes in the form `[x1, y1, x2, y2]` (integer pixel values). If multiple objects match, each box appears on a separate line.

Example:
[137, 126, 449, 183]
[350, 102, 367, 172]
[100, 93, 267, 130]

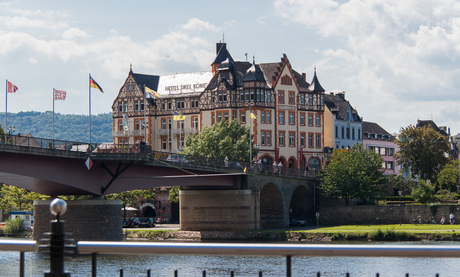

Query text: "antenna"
[223, 33, 225, 43]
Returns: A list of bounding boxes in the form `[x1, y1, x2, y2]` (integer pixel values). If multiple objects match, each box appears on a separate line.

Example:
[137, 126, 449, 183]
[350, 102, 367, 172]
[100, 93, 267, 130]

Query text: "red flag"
[7, 81, 18, 93]
[54, 90, 66, 100]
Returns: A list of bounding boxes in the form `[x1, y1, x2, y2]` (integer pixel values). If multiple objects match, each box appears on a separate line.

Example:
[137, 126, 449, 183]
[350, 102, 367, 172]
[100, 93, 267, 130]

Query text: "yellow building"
[112, 42, 326, 170]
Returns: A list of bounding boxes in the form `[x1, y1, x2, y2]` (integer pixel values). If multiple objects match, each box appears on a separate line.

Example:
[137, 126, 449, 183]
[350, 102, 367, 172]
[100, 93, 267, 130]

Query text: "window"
[279, 112, 285, 125]
[240, 111, 246, 123]
[300, 94, 305, 105]
[176, 99, 185, 109]
[167, 100, 172, 110]
[192, 117, 198, 129]
[168, 137, 172, 151]
[358, 128, 361, 140]
[266, 111, 271, 124]
[315, 115, 320, 126]
[168, 119, 172, 130]
[178, 136, 184, 149]
[335, 125, 339, 138]
[224, 112, 229, 121]
[256, 89, 261, 102]
[289, 113, 295, 125]
[161, 119, 166, 129]
[212, 113, 216, 125]
[177, 120, 184, 129]
[217, 113, 222, 122]
[134, 120, 139, 130]
[278, 91, 285, 104]
[300, 133, 306, 148]
[352, 128, 355, 140]
[342, 127, 345, 139]
[288, 92, 295, 104]
[134, 101, 139, 112]
[191, 98, 199, 109]
[118, 120, 123, 131]
[161, 138, 167, 150]
[250, 89, 255, 101]
[309, 95, 313, 105]
[346, 127, 350, 139]
[118, 102, 123, 112]
[316, 134, 321, 148]
[387, 148, 395, 156]
[279, 132, 285, 146]
[140, 102, 144, 112]
[240, 91, 245, 102]
[261, 111, 265, 123]
[300, 113, 305, 126]
[218, 91, 227, 103]
[289, 132, 295, 147]
[267, 91, 272, 103]
[261, 131, 266, 145]
[308, 134, 313, 148]
[123, 103, 128, 112]
[308, 114, 313, 126]
[267, 131, 272, 146]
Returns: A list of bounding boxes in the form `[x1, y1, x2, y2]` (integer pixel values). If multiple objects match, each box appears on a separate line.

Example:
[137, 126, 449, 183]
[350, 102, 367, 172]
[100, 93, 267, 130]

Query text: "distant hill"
[0, 111, 113, 143]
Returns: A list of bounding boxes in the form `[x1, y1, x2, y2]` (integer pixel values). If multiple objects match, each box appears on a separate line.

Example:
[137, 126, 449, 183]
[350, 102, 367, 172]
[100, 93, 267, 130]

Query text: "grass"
[300, 224, 460, 233]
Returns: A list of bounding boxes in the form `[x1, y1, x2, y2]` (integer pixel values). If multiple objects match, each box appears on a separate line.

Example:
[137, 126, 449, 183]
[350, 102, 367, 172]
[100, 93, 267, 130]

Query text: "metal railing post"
[19, 251, 24, 277]
[286, 255, 291, 277]
[91, 253, 97, 277]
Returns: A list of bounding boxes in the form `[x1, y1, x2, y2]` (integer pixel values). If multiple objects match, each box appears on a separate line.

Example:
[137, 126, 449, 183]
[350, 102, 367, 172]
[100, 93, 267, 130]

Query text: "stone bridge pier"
[180, 175, 317, 231]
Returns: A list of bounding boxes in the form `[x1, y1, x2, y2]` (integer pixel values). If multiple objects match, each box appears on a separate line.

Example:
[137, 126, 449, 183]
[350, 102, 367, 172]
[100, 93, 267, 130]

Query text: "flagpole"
[250, 103, 252, 164]
[5, 79, 7, 131]
[52, 88, 55, 141]
[143, 85, 147, 143]
[89, 74, 92, 146]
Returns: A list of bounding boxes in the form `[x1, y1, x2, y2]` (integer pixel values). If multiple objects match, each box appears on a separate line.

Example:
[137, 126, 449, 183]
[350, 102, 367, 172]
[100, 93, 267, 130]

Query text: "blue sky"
[1, 0, 460, 135]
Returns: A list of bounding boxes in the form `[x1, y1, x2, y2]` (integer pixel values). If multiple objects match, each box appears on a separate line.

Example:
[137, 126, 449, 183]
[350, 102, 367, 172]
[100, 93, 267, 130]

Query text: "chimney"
[302, 73, 306, 82]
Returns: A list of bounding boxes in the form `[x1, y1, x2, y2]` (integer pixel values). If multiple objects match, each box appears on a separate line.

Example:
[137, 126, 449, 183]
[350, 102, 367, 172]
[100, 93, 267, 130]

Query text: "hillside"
[0, 111, 113, 143]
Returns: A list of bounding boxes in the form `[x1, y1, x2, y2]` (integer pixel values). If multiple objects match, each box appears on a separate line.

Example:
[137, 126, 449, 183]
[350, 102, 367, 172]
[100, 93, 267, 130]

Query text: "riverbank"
[124, 224, 460, 242]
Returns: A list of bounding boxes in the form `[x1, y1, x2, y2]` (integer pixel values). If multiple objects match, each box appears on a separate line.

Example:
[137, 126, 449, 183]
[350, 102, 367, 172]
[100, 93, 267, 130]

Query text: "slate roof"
[243, 59, 266, 82]
[416, 120, 449, 137]
[363, 121, 394, 141]
[212, 42, 233, 65]
[324, 93, 361, 121]
[308, 69, 325, 92]
[132, 73, 160, 91]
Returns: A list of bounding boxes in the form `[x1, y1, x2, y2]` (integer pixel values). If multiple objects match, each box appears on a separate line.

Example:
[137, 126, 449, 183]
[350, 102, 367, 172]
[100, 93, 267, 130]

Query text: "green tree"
[182, 119, 254, 162]
[0, 184, 48, 213]
[436, 160, 460, 192]
[105, 189, 155, 219]
[411, 180, 437, 204]
[395, 125, 450, 183]
[319, 144, 386, 204]
[386, 174, 417, 195]
[169, 186, 180, 204]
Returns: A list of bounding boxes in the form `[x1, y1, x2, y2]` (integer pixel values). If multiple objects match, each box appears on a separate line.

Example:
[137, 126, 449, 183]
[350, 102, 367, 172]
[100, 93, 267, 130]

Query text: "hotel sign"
[165, 83, 208, 92]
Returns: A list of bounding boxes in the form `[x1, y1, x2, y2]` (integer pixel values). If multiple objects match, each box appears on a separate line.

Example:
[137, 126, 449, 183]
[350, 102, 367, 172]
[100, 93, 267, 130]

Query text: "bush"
[3, 217, 24, 236]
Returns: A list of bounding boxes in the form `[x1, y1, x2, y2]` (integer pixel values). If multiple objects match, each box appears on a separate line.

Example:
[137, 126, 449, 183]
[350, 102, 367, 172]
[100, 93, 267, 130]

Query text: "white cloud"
[182, 18, 219, 32]
[275, 0, 460, 133]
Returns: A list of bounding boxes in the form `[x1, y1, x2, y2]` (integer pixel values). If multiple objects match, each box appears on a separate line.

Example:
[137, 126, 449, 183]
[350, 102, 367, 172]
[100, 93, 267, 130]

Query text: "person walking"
[450, 212, 455, 224]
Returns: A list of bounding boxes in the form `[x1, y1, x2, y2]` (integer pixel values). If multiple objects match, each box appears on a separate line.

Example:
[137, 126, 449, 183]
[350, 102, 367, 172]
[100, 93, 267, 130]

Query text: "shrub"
[3, 217, 24, 236]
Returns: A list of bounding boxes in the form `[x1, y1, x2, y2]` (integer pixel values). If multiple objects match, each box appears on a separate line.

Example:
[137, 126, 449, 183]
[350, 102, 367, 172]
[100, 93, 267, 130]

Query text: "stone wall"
[180, 190, 259, 231]
[318, 204, 460, 225]
[33, 199, 122, 241]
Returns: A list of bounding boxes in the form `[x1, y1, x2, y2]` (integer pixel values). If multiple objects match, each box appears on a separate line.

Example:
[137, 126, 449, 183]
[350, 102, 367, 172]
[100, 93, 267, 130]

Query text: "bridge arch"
[260, 183, 284, 229]
[289, 185, 312, 223]
[139, 203, 156, 218]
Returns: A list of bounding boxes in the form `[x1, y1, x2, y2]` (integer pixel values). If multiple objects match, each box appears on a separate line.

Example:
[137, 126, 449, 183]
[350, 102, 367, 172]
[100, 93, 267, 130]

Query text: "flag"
[144, 86, 161, 99]
[250, 110, 258, 121]
[173, 111, 186, 121]
[7, 80, 18, 93]
[89, 76, 103, 93]
[54, 89, 66, 100]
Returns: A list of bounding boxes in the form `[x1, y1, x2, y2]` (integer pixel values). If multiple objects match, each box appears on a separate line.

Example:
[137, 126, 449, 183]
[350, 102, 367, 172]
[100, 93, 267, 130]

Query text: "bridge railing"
[0, 134, 317, 178]
[0, 239, 457, 277]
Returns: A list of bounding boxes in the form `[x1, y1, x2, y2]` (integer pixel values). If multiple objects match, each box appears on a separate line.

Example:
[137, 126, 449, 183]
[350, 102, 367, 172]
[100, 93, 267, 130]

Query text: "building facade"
[111, 42, 327, 170]
[323, 92, 363, 150]
[362, 121, 400, 175]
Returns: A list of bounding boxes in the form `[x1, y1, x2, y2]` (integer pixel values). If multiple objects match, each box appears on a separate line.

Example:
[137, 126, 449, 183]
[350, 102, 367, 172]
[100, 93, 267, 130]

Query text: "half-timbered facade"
[112, 42, 326, 169]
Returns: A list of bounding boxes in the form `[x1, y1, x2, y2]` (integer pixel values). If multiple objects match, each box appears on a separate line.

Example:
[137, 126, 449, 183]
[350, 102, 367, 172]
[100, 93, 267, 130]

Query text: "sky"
[1, 0, 460, 135]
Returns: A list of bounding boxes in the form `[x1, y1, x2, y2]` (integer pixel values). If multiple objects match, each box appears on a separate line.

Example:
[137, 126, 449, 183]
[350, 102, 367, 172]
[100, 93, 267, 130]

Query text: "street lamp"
[398, 190, 403, 225]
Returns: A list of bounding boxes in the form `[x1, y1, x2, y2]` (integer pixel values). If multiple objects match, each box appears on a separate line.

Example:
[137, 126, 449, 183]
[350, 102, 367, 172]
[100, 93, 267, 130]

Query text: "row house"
[362, 121, 400, 175]
[112, 42, 326, 170]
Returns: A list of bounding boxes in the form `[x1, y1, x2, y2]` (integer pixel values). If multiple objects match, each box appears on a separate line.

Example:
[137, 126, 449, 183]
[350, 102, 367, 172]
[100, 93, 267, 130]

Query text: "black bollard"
[44, 199, 70, 277]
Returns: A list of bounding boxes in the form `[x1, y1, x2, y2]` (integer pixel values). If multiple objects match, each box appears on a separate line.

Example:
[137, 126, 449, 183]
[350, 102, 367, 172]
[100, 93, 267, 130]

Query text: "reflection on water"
[1, 241, 460, 277]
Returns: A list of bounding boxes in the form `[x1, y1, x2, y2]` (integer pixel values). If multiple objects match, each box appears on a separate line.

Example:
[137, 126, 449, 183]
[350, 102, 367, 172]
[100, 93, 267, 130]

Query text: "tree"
[411, 180, 437, 204]
[0, 184, 48, 213]
[169, 186, 180, 204]
[436, 160, 460, 192]
[319, 144, 386, 204]
[395, 125, 450, 183]
[183, 119, 254, 162]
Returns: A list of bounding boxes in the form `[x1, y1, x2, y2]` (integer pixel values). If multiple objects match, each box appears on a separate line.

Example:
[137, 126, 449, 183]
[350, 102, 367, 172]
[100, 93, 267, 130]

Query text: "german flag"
[89, 76, 103, 93]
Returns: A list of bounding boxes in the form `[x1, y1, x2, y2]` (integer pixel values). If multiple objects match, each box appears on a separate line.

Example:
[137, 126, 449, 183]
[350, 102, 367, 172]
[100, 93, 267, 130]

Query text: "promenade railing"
[1, 239, 459, 276]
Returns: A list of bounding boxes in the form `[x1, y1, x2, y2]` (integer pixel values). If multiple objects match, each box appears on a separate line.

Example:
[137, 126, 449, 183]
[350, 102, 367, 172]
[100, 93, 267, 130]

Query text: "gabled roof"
[324, 92, 361, 121]
[416, 120, 449, 137]
[363, 121, 394, 141]
[212, 42, 233, 65]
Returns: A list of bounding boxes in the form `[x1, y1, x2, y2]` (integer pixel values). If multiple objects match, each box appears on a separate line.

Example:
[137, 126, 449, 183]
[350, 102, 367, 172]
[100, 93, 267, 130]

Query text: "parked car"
[138, 217, 154, 228]
[289, 218, 307, 227]
[122, 218, 133, 228]
[130, 217, 139, 227]
[166, 154, 188, 163]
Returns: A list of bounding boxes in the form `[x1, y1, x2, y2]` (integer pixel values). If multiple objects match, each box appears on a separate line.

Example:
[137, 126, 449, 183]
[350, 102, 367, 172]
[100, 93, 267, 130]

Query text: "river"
[1, 241, 460, 277]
